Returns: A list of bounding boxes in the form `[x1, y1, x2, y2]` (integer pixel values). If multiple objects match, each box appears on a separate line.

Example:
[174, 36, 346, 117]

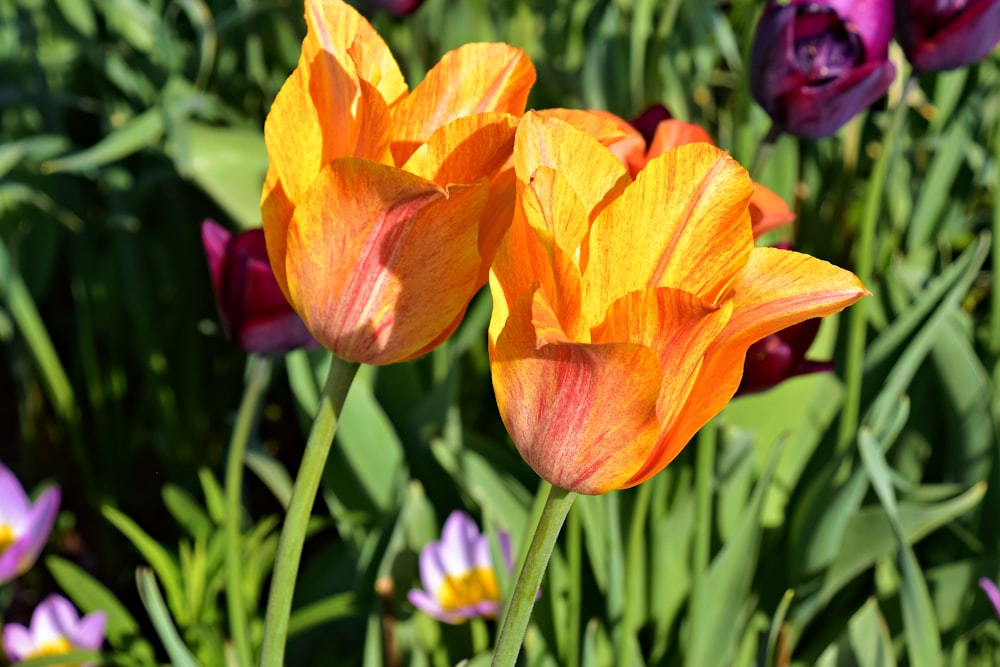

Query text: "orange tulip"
[488, 112, 867, 494]
[261, 0, 535, 364]
[571, 108, 796, 239]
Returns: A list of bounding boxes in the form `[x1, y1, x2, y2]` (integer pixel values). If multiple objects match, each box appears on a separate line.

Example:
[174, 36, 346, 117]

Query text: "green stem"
[606, 492, 626, 665]
[991, 95, 1000, 352]
[837, 79, 913, 453]
[750, 123, 781, 179]
[693, 417, 716, 588]
[224, 355, 273, 667]
[492, 484, 576, 667]
[565, 504, 581, 667]
[259, 355, 360, 667]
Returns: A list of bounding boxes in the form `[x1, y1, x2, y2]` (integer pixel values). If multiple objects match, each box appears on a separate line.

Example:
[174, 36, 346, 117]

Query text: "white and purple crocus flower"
[408, 511, 513, 624]
[3, 594, 106, 665]
[0, 460, 60, 585]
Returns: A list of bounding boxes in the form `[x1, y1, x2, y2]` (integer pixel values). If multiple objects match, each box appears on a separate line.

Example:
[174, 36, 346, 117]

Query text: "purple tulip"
[0, 460, 60, 585]
[3, 594, 106, 666]
[896, 0, 1000, 71]
[201, 219, 316, 355]
[408, 511, 513, 624]
[369, 0, 423, 16]
[750, 0, 897, 139]
[737, 318, 834, 395]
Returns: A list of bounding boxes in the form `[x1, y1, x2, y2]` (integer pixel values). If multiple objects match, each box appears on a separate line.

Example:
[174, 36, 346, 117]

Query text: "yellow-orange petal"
[717, 246, 868, 349]
[302, 0, 407, 106]
[489, 164, 589, 345]
[284, 157, 488, 364]
[402, 113, 518, 187]
[491, 286, 663, 494]
[626, 247, 867, 487]
[748, 184, 795, 239]
[591, 287, 732, 424]
[389, 43, 535, 166]
[514, 112, 631, 224]
[582, 143, 754, 326]
[263, 51, 393, 207]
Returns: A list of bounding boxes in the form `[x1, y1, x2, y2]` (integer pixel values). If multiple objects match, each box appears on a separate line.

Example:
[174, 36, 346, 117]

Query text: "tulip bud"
[896, 0, 1000, 72]
[369, 0, 423, 16]
[201, 220, 316, 355]
[750, 0, 896, 139]
[736, 318, 834, 395]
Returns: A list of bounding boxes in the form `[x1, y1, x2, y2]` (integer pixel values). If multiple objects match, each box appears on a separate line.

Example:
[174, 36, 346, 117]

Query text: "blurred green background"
[2, 0, 999, 664]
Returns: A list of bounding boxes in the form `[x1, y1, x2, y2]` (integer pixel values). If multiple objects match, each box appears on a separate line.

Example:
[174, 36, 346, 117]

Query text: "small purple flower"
[0, 460, 60, 585]
[980, 577, 1000, 618]
[737, 318, 834, 395]
[201, 219, 317, 355]
[896, 0, 1000, 71]
[3, 594, 106, 666]
[750, 0, 897, 139]
[408, 511, 513, 624]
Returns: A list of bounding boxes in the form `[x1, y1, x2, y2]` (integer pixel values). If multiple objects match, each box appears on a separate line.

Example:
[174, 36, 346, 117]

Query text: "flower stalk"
[491, 483, 576, 667]
[223, 354, 273, 667]
[259, 355, 360, 667]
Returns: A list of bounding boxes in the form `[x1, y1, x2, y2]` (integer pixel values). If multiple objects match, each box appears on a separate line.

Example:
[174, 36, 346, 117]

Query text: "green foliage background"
[2, 0, 999, 665]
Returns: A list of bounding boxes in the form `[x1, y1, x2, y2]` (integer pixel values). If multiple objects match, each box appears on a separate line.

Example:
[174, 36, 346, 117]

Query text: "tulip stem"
[565, 503, 581, 667]
[750, 123, 782, 178]
[991, 93, 1000, 352]
[693, 417, 716, 587]
[259, 355, 360, 667]
[837, 78, 913, 453]
[224, 355, 273, 667]
[492, 483, 576, 667]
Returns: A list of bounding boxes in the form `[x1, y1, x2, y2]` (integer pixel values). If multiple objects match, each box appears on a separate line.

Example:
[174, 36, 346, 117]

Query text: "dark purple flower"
[737, 318, 834, 395]
[750, 0, 897, 139]
[369, 0, 423, 17]
[201, 219, 316, 355]
[896, 0, 1000, 71]
[628, 104, 672, 147]
[407, 511, 514, 624]
[3, 594, 106, 666]
[0, 460, 60, 585]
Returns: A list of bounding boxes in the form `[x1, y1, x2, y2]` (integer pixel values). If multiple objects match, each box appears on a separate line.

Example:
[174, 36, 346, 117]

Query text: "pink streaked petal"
[30, 595, 66, 645]
[980, 578, 1000, 618]
[19, 486, 60, 565]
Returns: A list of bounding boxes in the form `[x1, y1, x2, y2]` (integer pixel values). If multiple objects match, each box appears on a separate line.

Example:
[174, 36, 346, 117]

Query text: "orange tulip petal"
[582, 143, 754, 325]
[303, 0, 407, 106]
[401, 112, 518, 187]
[625, 247, 868, 487]
[390, 43, 535, 165]
[490, 163, 590, 345]
[491, 286, 663, 494]
[514, 112, 631, 223]
[591, 287, 732, 424]
[285, 158, 488, 364]
[646, 119, 714, 156]
[748, 184, 796, 239]
[719, 246, 868, 349]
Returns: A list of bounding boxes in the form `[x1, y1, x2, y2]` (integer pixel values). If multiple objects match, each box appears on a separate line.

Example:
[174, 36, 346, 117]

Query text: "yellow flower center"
[0, 523, 15, 554]
[27, 635, 78, 667]
[437, 567, 500, 616]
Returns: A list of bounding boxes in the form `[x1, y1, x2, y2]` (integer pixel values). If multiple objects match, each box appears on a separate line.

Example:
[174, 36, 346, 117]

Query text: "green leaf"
[102, 505, 187, 626]
[42, 107, 165, 174]
[162, 484, 213, 538]
[46, 556, 157, 662]
[135, 568, 200, 667]
[845, 599, 897, 667]
[859, 428, 942, 667]
[174, 122, 269, 229]
[686, 440, 782, 666]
